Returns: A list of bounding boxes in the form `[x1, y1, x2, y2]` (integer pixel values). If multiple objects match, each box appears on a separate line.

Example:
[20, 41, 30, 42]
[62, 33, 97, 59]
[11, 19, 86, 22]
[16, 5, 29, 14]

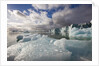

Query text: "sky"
[7, 4, 92, 31]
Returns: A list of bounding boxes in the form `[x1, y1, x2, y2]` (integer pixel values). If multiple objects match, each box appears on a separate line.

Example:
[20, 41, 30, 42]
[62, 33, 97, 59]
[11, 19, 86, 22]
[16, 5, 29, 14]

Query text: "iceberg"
[49, 22, 92, 40]
[69, 27, 92, 40]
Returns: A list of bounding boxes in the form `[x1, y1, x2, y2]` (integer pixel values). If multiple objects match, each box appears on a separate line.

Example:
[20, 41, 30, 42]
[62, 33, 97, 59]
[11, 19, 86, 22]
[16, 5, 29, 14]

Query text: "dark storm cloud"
[52, 5, 92, 27]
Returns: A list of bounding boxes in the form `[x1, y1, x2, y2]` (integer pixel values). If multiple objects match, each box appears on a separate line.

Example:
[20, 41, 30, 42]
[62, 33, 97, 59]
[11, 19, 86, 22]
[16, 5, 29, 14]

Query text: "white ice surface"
[7, 33, 92, 61]
[8, 34, 72, 61]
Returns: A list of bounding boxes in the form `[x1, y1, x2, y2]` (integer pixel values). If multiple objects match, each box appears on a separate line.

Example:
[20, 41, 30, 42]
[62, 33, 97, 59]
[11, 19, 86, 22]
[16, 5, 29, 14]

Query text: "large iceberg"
[49, 22, 92, 40]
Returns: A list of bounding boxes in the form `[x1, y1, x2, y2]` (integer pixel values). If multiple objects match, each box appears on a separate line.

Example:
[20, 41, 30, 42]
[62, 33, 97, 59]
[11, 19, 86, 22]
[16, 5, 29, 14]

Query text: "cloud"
[7, 4, 92, 32]
[7, 10, 27, 27]
[23, 10, 27, 14]
[52, 5, 92, 27]
[13, 10, 26, 19]
[28, 10, 51, 25]
[8, 10, 27, 22]
[7, 9, 53, 32]
[32, 4, 48, 10]
[32, 4, 68, 10]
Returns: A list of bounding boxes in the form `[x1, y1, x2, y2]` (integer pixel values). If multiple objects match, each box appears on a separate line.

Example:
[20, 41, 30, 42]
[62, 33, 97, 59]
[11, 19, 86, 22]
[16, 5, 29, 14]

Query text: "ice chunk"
[36, 34, 42, 38]
[7, 43, 24, 61]
[50, 40, 54, 43]
[16, 35, 23, 42]
[22, 37, 31, 42]
[31, 36, 38, 41]
[42, 35, 48, 38]
[54, 38, 66, 49]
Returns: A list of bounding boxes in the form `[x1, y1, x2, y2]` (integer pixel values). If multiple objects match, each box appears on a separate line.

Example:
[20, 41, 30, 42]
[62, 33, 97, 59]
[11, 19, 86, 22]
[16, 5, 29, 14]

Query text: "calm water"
[7, 32, 21, 47]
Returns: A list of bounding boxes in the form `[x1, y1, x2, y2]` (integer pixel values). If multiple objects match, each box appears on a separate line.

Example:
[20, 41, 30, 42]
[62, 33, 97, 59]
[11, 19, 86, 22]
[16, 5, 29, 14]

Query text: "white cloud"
[32, 4, 67, 10]
[23, 10, 27, 14]
[27, 9, 52, 25]
[13, 10, 26, 19]
[7, 9, 53, 32]
[32, 4, 48, 10]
